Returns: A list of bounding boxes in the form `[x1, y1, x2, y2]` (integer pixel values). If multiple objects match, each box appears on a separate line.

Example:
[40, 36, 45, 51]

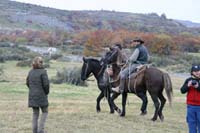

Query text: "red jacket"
[187, 86, 200, 106]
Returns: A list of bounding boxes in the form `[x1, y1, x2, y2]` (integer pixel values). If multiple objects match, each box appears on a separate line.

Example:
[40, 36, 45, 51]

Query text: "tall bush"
[51, 66, 87, 86]
[150, 34, 177, 55]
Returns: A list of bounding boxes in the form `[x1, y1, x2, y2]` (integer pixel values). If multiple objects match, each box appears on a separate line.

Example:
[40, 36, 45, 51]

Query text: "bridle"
[83, 62, 93, 79]
[97, 65, 105, 76]
[83, 61, 104, 79]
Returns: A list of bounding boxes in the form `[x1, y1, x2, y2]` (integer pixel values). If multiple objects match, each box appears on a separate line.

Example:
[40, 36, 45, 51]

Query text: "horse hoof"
[96, 109, 101, 113]
[120, 113, 125, 117]
[117, 108, 121, 114]
[140, 111, 147, 116]
[120, 114, 125, 117]
[159, 115, 164, 122]
[110, 110, 114, 114]
[151, 117, 157, 121]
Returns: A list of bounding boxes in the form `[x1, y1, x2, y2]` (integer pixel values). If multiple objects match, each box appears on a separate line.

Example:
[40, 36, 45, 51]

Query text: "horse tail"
[163, 72, 173, 107]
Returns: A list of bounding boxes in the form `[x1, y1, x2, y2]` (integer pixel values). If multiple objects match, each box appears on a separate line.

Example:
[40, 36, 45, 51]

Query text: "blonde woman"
[26, 56, 50, 133]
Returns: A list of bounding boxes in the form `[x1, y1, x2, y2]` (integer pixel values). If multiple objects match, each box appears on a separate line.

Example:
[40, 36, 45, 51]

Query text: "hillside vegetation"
[0, 0, 199, 73]
[0, 0, 200, 35]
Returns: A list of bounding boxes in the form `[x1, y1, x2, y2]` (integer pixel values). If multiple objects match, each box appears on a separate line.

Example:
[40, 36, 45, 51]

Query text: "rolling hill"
[0, 0, 200, 35]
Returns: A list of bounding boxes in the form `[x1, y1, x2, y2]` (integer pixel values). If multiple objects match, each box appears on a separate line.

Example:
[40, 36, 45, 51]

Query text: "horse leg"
[106, 90, 115, 114]
[158, 92, 166, 121]
[110, 92, 121, 114]
[120, 92, 127, 117]
[137, 91, 148, 115]
[149, 93, 160, 121]
[96, 91, 104, 112]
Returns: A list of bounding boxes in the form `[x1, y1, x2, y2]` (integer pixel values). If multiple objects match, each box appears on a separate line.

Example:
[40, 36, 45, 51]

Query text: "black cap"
[191, 65, 200, 72]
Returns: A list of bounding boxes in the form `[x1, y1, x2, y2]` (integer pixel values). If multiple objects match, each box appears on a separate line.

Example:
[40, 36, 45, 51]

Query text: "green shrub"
[150, 55, 176, 67]
[24, 52, 38, 59]
[151, 53, 200, 73]
[0, 56, 5, 63]
[0, 46, 41, 61]
[51, 66, 87, 86]
[15, 37, 28, 44]
[5, 54, 26, 61]
[43, 63, 50, 68]
[0, 42, 12, 47]
[50, 53, 62, 60]
[17, 46, 30, 52]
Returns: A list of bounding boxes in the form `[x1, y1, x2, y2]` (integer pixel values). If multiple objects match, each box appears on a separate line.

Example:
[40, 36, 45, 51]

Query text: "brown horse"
[103, 48, 173, 121]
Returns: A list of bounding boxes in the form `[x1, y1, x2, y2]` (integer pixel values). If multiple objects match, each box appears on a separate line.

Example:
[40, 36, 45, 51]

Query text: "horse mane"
[86, 58, 100, 63]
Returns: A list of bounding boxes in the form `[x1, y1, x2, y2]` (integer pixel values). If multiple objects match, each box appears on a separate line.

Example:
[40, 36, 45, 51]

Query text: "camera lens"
[192, 80, 197, 86]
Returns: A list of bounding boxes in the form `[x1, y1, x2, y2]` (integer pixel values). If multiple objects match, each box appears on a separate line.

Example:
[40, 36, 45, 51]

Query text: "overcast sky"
[13, 0, 200, 23]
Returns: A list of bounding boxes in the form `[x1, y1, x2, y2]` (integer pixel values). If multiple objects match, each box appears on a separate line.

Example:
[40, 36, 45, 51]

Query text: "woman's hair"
[32, 56, 43, 69]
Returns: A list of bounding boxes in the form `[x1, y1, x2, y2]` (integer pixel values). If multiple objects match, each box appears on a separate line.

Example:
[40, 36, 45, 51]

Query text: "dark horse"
[81, 57, 114, 113]
[103, 48, 173, 121]
[81, 53, 149, 115]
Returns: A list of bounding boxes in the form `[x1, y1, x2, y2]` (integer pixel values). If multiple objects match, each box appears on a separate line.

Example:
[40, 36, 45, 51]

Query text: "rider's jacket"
[136, 44, 149, 64]
[129, 44, 149, 64]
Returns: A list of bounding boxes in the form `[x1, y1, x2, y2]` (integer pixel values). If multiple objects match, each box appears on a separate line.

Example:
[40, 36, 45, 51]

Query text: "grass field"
[0, 61, 188, 133]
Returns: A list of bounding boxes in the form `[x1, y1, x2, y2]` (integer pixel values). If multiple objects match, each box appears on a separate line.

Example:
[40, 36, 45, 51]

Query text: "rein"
[83, 62, 93, 80]
[84, 62, 90, 77]
[97, 65, 105, 76]
[84, 60, 105, 80]
[128, 64, 131, 92]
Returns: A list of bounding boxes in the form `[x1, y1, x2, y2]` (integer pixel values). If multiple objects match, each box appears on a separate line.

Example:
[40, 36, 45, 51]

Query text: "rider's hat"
[132, 37, 144, 44]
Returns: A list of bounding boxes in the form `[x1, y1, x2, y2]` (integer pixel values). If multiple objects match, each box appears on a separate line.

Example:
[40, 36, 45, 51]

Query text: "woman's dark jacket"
[26, 68, 49, 107]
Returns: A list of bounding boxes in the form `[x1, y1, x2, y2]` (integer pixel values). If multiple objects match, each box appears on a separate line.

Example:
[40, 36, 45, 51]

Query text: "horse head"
[81, 57, 103, 81]
[81, 57, 93, 81]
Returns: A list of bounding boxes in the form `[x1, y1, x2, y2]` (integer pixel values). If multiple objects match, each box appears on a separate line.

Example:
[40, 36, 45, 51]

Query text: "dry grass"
[0, 61, 188, 133]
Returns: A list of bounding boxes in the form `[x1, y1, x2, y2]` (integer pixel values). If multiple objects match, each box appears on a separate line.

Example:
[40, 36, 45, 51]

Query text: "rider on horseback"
[105, 43, 124, 80]
[117, 37, 149, 93]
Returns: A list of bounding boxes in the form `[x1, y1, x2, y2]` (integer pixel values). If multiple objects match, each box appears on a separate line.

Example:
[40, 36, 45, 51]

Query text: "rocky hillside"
[175, 20, 200, 28]
[0, 0, 200, 35]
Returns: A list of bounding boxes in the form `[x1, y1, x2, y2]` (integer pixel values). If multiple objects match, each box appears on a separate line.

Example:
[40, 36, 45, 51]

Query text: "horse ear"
[83, 57, 86, 62]
[83, 56, 88, 62]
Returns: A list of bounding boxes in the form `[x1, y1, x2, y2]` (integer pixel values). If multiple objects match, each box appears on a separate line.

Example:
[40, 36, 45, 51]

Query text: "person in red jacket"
[180, 65, 200, 133]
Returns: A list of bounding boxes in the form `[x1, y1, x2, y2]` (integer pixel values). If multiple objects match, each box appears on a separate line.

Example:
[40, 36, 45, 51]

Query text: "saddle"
[126, 65, 149, 92]
[106, 64, 149, 84]
[127, 65, 148, 79]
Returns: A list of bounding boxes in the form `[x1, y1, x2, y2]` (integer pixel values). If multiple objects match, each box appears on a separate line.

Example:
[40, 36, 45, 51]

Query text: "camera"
[191, 80, 197, 86]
